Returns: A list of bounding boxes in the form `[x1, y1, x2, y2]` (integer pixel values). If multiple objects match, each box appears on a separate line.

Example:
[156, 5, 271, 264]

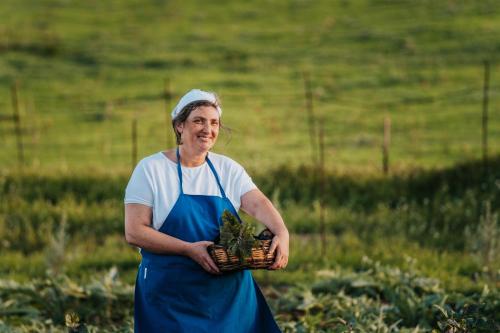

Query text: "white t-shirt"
[124, 151, 257, 230]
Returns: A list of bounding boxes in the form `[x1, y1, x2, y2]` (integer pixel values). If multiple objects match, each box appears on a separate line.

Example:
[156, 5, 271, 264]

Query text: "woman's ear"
[176, 122, 184, 135]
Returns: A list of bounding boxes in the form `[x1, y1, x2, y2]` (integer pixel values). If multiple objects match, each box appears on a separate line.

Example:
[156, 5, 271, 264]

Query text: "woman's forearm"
[255, 198, 289, 238]
[125, 204, 193, 256]
[241, 190, 289, 238]
[125, 209, 221, 274]
[126, 224, 192, 255]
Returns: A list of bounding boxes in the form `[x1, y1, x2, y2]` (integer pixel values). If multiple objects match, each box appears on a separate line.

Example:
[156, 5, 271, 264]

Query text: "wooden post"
[303, 71, 317, 165]
[318, 121, 326, 257]
[11, 81, 24, 167]
[164, 78, 173, 148]
[131, 115, 138, 171]
[382, 116, 391, 175]
[482, 60, 490, 168]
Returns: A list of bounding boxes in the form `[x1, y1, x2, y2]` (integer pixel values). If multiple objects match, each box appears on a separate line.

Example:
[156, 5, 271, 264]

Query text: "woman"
[124, 89, 289, 332]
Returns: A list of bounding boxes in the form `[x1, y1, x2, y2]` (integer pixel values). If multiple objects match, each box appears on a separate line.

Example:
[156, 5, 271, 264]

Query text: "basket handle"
[256, 228, 274, 240]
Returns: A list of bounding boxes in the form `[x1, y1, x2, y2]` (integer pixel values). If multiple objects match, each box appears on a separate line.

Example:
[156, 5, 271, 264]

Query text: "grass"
[0, 158, 498, 293]
[0, 0, 499, 171]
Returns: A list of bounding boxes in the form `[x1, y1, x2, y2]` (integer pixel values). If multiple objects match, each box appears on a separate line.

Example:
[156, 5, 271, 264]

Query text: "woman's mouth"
[198, 135, 211, 142]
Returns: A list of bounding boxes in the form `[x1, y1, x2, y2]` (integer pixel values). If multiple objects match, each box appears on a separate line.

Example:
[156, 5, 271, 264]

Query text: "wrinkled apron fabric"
[134, 149, 281, 332]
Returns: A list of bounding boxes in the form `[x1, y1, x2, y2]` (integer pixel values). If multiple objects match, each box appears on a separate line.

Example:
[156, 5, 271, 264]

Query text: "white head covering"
[171, 89, 222, 119]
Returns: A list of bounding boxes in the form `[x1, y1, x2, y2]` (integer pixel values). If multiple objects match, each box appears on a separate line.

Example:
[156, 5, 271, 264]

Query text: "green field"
[1, 0, 499, 332]
[0, 0, 499, 171]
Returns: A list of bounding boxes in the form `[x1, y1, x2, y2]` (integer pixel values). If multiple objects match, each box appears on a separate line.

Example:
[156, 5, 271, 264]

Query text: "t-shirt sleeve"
[124, 160, 154, 207]
[237, 167, 257, 198]
[226, 159, 257, 201]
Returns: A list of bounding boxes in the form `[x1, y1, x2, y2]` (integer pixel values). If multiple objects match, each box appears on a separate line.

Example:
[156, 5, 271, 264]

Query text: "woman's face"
[177, 105, 220, 152]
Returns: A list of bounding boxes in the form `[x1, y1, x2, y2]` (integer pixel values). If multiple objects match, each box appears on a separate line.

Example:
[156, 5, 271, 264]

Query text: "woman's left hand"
[268, 233, 289, 270]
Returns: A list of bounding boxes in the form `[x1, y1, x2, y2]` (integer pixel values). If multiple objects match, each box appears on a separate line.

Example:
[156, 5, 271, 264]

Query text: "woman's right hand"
[186, 241, 221, 275]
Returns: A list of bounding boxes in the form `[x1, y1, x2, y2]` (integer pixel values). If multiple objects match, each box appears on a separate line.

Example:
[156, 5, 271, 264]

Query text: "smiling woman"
[124, 89, 288, 332]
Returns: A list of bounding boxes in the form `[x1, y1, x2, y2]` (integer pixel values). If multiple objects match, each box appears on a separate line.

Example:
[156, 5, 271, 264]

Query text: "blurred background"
[0, 1, 499, 332]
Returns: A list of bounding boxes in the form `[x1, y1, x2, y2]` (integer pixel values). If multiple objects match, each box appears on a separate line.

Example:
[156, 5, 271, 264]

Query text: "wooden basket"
[208, 238, 275, 272]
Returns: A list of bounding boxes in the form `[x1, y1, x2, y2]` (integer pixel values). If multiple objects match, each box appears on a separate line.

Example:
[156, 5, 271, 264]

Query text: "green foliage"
[0, 268, 133, 332]
[0, 171, 125, 253]
[271, 259, 500, 333]
[219, 210, 258, 260]
[1, 157, 498, 254]
[466, 201, 499, 276]
[4, 262, 498, 332]
[257, 157, 500, 251]
[1, 160, 499, 289]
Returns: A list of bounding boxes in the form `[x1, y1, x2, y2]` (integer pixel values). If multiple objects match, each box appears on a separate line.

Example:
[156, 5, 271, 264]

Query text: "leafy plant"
[1, 262, 499, 332]
[219, 210, 258, 261]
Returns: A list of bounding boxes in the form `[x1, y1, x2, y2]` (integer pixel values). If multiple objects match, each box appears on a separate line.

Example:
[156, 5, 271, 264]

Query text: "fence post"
[11, 81, 24, 167]
[164, 78, 173, 148]
[131, 115, 138, 171]
[482, 60, 490, 169]
[303, 71, 317, 165]
[318, 121, 326, 257]
[382, 116, 391, 175]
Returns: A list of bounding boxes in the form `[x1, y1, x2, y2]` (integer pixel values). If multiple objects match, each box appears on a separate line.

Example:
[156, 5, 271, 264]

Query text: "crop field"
[0, 0, 499, 332]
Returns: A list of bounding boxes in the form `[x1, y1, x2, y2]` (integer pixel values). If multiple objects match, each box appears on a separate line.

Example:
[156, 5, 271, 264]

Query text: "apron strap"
[206, 155, 227, 199]
[206, 155, 243, 224]
[176, 147, 184, 194]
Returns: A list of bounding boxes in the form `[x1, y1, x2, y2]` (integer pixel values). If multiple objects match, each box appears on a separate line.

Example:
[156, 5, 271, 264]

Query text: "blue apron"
[134, 149, 281, 332]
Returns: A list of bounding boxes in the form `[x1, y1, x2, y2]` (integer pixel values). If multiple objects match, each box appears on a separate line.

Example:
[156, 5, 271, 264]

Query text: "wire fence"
[0, 64, 498, 173]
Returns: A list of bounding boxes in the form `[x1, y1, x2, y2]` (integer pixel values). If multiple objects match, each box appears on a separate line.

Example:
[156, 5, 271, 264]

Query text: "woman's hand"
[240, 189, 290, 270]
[268, 233, 289, 270]
[186, 241, 221, 275]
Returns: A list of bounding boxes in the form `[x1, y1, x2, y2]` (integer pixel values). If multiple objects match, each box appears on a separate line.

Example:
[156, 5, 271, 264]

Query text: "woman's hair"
[172, 101, 221, 145]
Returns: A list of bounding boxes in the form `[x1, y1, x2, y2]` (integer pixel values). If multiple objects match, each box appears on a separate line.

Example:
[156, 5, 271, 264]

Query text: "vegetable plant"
[219, 210, 258, 261]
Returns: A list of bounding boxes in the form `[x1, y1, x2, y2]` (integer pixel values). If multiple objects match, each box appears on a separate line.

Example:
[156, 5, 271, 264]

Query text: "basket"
[208, 230, 276, 272]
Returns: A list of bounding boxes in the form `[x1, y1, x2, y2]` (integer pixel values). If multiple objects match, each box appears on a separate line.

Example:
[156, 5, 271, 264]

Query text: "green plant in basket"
[219, 210, 258, 261]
